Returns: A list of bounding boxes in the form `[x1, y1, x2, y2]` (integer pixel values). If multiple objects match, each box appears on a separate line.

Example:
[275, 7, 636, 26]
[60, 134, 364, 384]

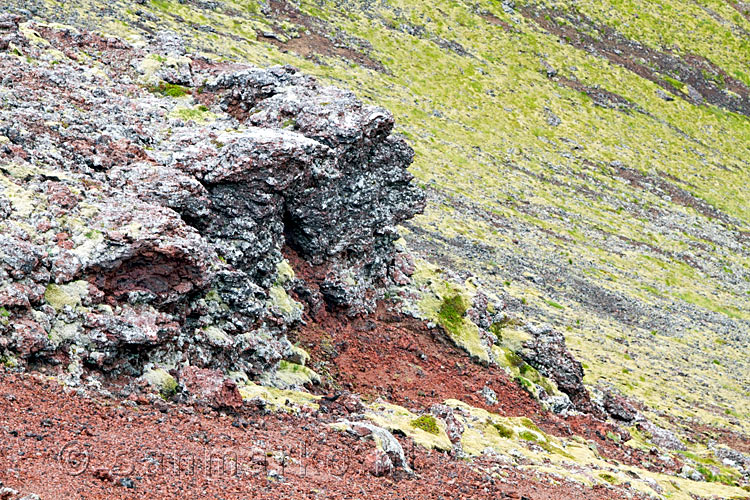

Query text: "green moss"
[538, 440, 575, 459]
[148, 81, 191, 97]
[696, 464, 717, 482]
[519, 363, 535, 376]
[515, 375, 534, 391]
[170, 104, 216, 123]
[520, 417, 542, 432]
[437, 294, 468, 332]
[545, 299, 564, 310]
[519, 430, 539, 442]
[0, 307, 9, 318]
[605, 431, 621, 443]
[492, 422, 514, 439]
[271, 360, 321, 388]
[142, 368, 178, 398]
[505, 350, 524, 367]
[412, 262, 490, 363]
[25, 0, 750, 443]
[0, 355, 18, 368]
[598, 472, 620, 485]
[366, 401, 452, 451]
[411, 415, 440, 435]
[663, 75, 685, 91]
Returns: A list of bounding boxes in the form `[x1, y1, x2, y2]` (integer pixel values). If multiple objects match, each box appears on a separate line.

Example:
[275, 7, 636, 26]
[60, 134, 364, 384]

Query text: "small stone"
[364, 449, 393, 477]
[93, 467, 114, 482]
[119, 477, 135, 489]
[480, 386, 498, 405]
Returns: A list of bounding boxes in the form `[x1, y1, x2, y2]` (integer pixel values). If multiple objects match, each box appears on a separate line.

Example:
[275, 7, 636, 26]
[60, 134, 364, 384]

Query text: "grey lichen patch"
[0, 173, 48, 219]
[136, 53, 193, 86]
[48, 321, 84, 349]
[202, 325, 232, 348]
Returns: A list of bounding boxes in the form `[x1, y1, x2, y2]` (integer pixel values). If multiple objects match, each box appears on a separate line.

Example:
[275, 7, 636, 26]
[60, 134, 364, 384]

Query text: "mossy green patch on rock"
[268, 360, 321, 389]
[410, 260, 491, 364]
[443, 398, 749, 497]
[147, 81, 191, 97]
[411, 414, 440, 435]
[10, 0, 750, 472]
[287, 344, 310, 366]
[437, 294, 468, 333]
[169, 104, 216, 123]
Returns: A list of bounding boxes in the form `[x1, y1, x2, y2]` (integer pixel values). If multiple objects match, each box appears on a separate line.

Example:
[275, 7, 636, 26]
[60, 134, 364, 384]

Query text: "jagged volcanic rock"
[0, 22, 424, 386]
[519, 323, 597, 415]
[207, 66, 425, 310]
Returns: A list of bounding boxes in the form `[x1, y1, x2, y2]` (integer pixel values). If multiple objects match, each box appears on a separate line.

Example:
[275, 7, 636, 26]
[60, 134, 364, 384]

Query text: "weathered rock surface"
[519, 323, 596, 414]
[207, 66, 425, 309]
[0, 21, 424, 389]
[178, 365, 243, 409]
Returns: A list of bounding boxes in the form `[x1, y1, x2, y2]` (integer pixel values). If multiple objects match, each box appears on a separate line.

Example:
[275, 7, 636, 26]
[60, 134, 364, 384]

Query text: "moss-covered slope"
[9, 0, 749, 442]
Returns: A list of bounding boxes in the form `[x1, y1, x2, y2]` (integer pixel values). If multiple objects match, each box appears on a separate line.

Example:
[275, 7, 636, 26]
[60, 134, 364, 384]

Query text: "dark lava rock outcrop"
[0, 21, 424, 387]
[520, 323, 597, 415]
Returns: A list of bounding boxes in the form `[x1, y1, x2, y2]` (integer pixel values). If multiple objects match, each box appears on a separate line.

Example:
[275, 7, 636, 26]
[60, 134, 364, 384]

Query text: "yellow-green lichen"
[271, 360, 321, 389]
[267, 284, 303, 321]
[142, 368, 178, 398]
[44, 281, 89, 311]
[411, 261, 490, 364]
[275, 259, 295, 286]
[169, 104, 216, 123]
[365, 401, 452, 451]
[238, 381, 320, 412]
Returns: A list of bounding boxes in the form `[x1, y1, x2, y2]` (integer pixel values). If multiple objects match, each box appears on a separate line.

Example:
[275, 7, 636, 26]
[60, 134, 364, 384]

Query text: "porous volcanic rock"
[207, 66, 426, 311]
[0, 22, 424, 387]
[519, 323, 597, 415]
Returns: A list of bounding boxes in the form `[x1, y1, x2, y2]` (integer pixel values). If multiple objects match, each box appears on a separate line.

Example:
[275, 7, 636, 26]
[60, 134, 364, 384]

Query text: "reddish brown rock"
[179, 365, 243, 409]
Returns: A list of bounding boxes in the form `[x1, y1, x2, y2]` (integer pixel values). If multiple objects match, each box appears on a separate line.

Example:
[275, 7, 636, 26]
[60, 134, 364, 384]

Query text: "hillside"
[1, 0, 749, 499]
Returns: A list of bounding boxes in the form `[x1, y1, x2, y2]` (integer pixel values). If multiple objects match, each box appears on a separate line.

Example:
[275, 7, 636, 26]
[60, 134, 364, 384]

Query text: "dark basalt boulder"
[519, 323, 598, 415]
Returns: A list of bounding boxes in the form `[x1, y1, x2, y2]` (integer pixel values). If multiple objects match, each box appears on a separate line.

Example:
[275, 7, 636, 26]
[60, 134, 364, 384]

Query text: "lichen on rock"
[0, 21, 424, 391]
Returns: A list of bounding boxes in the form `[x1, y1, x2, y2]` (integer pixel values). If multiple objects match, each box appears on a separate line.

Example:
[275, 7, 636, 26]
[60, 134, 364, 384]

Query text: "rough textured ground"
[1, 0, 750, 498]
[0, 365, 653, 500]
